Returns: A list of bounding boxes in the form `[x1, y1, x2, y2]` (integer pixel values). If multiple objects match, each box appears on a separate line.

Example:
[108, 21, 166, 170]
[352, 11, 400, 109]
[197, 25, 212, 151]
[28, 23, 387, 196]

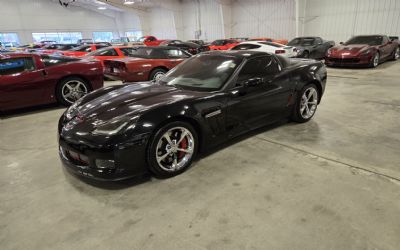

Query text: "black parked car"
[187, 40, 206, 46]
[160, 40, 210, 54]
[288, 37, 335, 59]
[58, 51, 326, 180]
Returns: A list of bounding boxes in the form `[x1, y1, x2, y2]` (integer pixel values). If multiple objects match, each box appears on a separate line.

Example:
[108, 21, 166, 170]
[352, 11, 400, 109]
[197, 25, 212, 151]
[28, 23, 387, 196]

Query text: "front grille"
[328, 58, 360, 63]
[60, 146, 89, 166]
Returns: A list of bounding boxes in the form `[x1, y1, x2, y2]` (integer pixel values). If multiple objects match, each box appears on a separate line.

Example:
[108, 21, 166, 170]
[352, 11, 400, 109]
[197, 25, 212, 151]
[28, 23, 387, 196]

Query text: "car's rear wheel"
[370, 52, 380, 68]
[56, 77, 89, 106]
[392, 47, 399, 60]
[149, 68, 167, 81]
[291, 84, 319, 123]
[147, 121, 198, 178]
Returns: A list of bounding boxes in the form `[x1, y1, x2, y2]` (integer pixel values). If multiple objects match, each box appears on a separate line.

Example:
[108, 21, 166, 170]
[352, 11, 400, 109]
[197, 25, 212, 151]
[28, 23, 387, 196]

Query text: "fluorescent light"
[124, 0, 135, 5]
[98, 6, 106, 10]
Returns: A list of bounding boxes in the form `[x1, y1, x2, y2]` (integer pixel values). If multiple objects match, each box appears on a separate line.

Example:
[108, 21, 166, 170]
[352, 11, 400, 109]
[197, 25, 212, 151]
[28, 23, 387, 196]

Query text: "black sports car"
[288, 36, 335, 59]
[160, 40, 210, 54]
[58, 51, 327, 180]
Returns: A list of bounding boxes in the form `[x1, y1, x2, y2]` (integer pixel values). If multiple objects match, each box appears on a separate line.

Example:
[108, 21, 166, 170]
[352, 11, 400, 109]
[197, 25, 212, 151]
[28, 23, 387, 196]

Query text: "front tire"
[291, 84, 319, 123]
[147, 121, 198, 178]
[369, 52, 380, 68]
[56, 77, 89, 106]
[391, 47, 399, 61]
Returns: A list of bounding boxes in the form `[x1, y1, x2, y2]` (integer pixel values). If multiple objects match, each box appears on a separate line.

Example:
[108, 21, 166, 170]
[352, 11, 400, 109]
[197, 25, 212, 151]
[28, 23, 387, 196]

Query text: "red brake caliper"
[178, 137, 188, 159]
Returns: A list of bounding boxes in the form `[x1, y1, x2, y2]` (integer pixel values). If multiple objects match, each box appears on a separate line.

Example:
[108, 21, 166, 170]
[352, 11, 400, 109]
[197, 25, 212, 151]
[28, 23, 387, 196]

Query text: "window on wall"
[0, 33, 20, 46]
[92, 32, 113, 42]
[32, 32, 82, 44]
[125, 31, 143, 42]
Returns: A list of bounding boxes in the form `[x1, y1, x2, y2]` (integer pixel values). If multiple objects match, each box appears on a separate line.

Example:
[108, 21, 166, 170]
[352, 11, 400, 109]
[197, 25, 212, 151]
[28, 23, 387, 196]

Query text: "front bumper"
[58, 134, 150, 181]
[325, 54, 373, 67]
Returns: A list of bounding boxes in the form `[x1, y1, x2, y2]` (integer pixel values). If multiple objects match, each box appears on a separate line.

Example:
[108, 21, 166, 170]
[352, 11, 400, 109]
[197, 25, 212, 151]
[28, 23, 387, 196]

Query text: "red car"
[325, 35, 400, 67]
[104, 46, 191, 82]
[84, 46, 138, 67]
[209, 39, 239, 50]
[59, 44, 109, 57]
[0, 53, 103, 111]
[138, 36, 165, 46]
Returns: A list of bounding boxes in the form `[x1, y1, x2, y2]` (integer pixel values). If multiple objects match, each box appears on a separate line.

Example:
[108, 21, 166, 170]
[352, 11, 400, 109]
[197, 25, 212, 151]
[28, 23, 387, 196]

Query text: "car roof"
[201, 50, 273, 58]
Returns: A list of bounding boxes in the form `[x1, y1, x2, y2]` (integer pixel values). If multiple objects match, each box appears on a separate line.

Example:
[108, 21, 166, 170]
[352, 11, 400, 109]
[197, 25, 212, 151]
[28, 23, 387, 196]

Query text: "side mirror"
[244, 77, 263, 87]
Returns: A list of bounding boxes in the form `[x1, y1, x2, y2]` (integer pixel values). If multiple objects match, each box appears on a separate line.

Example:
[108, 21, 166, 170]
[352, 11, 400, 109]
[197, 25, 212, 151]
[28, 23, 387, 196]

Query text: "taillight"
[275, 50, 286, 54]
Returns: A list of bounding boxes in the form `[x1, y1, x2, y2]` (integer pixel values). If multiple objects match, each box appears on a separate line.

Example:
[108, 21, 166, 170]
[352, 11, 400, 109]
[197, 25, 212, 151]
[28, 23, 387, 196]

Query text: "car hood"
[329, 44, 373, 56]
[65, 82, 206, 132]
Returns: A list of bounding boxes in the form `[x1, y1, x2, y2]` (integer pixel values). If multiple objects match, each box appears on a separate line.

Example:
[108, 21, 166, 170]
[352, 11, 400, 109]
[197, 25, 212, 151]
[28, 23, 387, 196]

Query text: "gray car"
[288, 36, 335, 59]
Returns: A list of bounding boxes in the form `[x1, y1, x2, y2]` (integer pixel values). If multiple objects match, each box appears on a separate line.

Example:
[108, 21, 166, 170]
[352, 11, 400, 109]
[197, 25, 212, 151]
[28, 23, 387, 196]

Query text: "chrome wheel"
[395, 48, 399, 60]
[153, 71, 165, 81]
[155, 127, 195, 172]
[300, 87, 318, 119]
[373, 53, 379, 67]
[62, 80, 88, 104]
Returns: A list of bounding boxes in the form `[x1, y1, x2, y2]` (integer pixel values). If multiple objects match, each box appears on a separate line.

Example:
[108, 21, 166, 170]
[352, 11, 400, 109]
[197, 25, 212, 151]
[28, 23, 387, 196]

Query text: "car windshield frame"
[158, 54, 243, 92]
[345, 36, 383, 46]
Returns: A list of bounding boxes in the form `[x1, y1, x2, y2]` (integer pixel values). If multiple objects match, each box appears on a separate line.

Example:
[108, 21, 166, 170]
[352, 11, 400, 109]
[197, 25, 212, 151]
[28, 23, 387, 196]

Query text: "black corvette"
[160, 40, 210, 54]
[58, 51, 327, 180]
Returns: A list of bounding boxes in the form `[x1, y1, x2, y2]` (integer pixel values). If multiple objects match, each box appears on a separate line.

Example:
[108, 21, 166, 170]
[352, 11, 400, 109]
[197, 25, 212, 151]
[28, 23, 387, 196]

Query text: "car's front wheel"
[291, 84, 319, 123]
[392, 47, 399, 60]
[147, 121, 198, 178]
[56, 77, 90, 106]
[369, 52, 380, 68]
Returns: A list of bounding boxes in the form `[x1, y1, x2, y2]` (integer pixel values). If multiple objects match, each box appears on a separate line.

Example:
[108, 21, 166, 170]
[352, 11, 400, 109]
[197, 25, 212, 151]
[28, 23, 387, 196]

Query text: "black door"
[225, 56, 292, 136]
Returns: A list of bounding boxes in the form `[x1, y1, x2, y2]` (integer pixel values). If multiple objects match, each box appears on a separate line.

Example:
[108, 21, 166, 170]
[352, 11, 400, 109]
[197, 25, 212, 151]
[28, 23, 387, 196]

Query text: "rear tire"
[149, 68, 167, 81]
[147, 121, 198, 178]
[56, 77, 90, 106]
[291, 84, 319, 123]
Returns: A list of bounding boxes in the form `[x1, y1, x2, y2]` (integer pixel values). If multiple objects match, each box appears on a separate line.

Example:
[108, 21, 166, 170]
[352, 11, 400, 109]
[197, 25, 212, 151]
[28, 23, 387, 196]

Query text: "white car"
[231, 41, 298, 57]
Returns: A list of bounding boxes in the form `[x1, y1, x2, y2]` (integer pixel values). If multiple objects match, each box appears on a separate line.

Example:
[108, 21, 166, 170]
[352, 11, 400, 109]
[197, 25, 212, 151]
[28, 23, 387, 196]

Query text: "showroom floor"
[1, 61, 400, 250]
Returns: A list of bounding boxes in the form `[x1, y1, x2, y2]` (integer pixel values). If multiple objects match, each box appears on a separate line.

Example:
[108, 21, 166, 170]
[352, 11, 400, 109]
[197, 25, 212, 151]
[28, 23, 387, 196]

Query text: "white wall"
[0, 0, 142, 44]
[231, 0, 296, 40]
[301, 0, 400, 42]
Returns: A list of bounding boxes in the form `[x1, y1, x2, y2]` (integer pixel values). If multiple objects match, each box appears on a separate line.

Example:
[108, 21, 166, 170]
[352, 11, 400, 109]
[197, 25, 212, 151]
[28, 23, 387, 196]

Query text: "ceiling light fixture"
[124, 0, 135, 5]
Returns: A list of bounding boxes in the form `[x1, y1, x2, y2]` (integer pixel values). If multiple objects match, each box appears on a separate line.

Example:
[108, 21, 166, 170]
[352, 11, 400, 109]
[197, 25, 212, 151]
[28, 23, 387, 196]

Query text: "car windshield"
[345, 36, 383, 46]
[159, 54, 242, 91]
[288, 38, 315, 46]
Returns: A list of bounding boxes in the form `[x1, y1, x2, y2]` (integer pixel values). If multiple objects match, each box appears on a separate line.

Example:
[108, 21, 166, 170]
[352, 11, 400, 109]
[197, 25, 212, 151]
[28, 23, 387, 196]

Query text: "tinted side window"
[41, 55, 79, 67]
[0, 57, 36, 75]
[120, 47, 137, 56]
[237, 56, 280, 82]
[232, 44, 261, 50]
[97, 48, 118, 56]
[165, 49, 190, 58]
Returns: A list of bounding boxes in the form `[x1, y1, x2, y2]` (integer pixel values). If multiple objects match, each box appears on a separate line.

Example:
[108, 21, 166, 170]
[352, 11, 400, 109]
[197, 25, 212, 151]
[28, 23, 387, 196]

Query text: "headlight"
[92, 115, 139, 136]
[92, 120, 129, 135]
[360, 49, 372, 55]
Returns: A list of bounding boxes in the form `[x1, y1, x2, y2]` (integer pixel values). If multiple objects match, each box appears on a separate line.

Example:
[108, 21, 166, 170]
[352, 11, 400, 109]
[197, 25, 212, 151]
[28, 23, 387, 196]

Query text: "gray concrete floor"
[1, 61, 400, 250]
